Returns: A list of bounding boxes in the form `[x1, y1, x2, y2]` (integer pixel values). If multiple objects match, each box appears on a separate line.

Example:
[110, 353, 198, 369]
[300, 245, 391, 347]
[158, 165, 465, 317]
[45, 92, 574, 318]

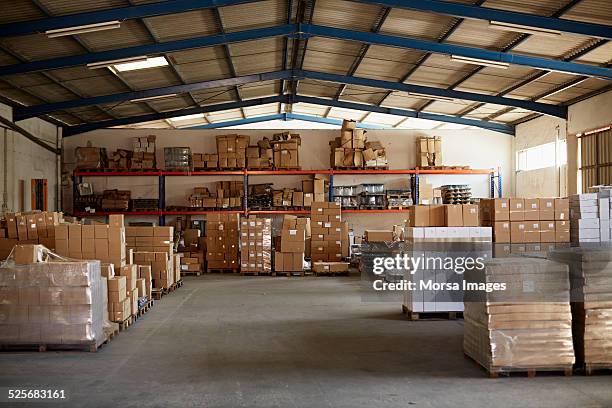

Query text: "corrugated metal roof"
[362, 111, 403, 126]
[170, 47, 232, 83]
[420, 99, 474, 115]
[0, 0, 43, 24]
[456, 65, 538, 95]
[0, 34, 84, 60]
[142, 95, 193, 112]
[481, 0, 572, 16]
[380, 8, 459, 40]
[379, 92, 426, 110]
[243, 102, 280, 116]
[561, 0, 612, 25]
[407, 53, 477, 88]
[219, 0, 286, 32]
[291, 103, 329, 116]
[206, 108, 243, 122]
[190, 87, 237, 105]
[36, 0, 125, 15]
[297, 80, 342, 98]
[341, 84, 388, 105]
[353, 46, 425, 82]
[445, 18, 520, 50]
[229, 38, 284, 76]
[77, 20, 152, 52]
[512, 34, 594, 59]
[574, 41, 612, 65]
[118, 66, 180, 90]
[239, 80, 280, 99]
[313, 0, 385, 32]
[302, 38, 363, 74]
[143, 10, 220, 42]
[327, 107, 367, 121]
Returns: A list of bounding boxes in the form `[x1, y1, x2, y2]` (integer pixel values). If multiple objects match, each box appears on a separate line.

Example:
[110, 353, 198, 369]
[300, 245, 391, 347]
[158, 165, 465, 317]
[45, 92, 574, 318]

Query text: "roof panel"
[491, 110, 533, 123]
[229, 37, 284, 76]
[445, 18, 520, 50]
[341, 84, 387, 105]
[117, 66, 181, 90]
[361, 111, 403, 126]
[239, 80, 280, 99]
[170, 47, 231, 83]
[327, 107, 367, 121]
[190, 87, 237, 105]
[512, 35, 594, 59]
[561, 0, 612, 25]
[380, 92, 424, 110]
[313, 0, 385, 31]
[0, 0, 43, 24]
[219, 0, 286, 32]
[456, 65, 539, 95]
[380, 8, 460, 40]
[407, 53, 477, 88]
[420, 99, 474, 115]
[139, 95, 193, 112]
[297, 80, 342, 98]
[77, 20, 152, 52]
[36, 0, 126, 15]
[302, 38, 363, 75]
[143, 10, 220, 42]
[206, 108, 243, 122]
[353, 46, 425, 82]
[292, 103, 329, 116]
[243, 103, 280, 117]
[0, 34, 85, 61]
[480, 0, 572, 16]
[574, 41, 612, 65]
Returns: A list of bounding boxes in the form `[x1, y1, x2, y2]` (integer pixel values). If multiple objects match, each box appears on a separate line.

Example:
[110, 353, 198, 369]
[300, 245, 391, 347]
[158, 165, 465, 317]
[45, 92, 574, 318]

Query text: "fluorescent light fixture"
[168, 113, 205, 122]
[45, 21, 121, 38]
[408, 92, 454, 102]
[450, 55, 509, 69]
[87, 56, 149, 70]
[113, 56, 169, 72]
[130, 93, 178, 103]
[489, 21, 561, 37]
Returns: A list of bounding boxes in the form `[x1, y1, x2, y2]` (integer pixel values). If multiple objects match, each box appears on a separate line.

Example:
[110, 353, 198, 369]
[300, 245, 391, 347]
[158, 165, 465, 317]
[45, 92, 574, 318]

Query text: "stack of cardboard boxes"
[55, 215, 127, 270]
[107, 275, 131, 323]
[0, 211, 60, 258]
[271, 133, 300, 169]
[310, 202, 349, 265]
[107, 149, 131, 170]
[570, 191, 610, 243]
[132, 251, 174, 290]
[216, 134, 249, 168]
[124, 226, 174, 255]
[205, 213, 239, 271]
[137, 264, 153, 299]
[189, 187, 216, 208]
[75, 146, 107, 170]
[246, 143, 273, 169]
[275, 216, 307, 273]
[130, 136, 156, 170]
[407, 204, 480, 227]
[479, 198, 570, 244]
[239, 216, 272, 273]
[100, 190, 130, 211]
[330, 120, 364, 168]
[363, 140, 388, 169]
[188, 181, 244, 209]
[117, 264, 140, 317]
[192, 153, 219, 170]
[416, 136, 441, 167]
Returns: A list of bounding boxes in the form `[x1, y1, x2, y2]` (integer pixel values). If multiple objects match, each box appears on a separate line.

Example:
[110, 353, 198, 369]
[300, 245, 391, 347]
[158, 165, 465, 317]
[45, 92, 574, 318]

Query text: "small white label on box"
[501, 203, 507, 208]
[324, 223, 331, 228]
[289, 230, 297, 235]
[517, 203, 523, 209]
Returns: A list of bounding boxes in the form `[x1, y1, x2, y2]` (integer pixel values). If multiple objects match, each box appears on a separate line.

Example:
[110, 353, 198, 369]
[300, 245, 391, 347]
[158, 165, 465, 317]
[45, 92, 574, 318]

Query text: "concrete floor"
[1, 275, 611, 408]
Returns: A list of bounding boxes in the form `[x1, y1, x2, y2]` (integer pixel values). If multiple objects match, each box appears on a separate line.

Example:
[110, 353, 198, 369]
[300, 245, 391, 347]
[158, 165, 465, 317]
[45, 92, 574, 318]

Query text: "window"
[579, 127, 612, 191]
[516, 141, 566, 172]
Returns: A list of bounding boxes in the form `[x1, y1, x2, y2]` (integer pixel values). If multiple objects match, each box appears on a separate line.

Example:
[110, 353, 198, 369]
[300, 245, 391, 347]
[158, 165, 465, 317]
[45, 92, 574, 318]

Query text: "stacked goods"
[248, 183, 273, 209]
[358, 183, 385, 209]
[138, 265, 153, 299]
[55, 215, 127, 270]
[570, 192, 610, 243]
[463, 258, 575, 376]
[130, 136, 156, 170]
[124, 226, 174, 255]
[132, 252, 173, 290]
[360, 232, 404, 286]
[275, 215, 307, 273]
[117, 264, 139, 317]
[107, 149, 131, 170]
[215, 181, 244, 209]
[0, 211, 61, 257]
[107, 275, 130, 322]
[310, 202, 349, 263]
[386, 189, 412, 209]
[192, 153, 218, 169]
[548, 247, 612, 373]
[164, 147, 191, 171]
[407, 204, 480, 227]
[216, 134, 249, 168]
[313, 176, 326, 203]
[101, 189, 130, 211]
[179, 253, 202, 275]
[330, 120, 364, 168]
[403, 226, 492, 315]
[172, 253, 182, 283]
[131, 198, 159, 211]
[332, 185, 359, 209]
[417, 177, 434, 204]
[363, 140, 388, 169]
[189, 187, 216, 208]
[480, 198, 570, 244]
[416, 136, 441, 167]
[239, 216, 272, 273]
[271, 132, 300, 169]
[75, 146, 107, 170]
[205, 213, 239, 271]
[440, 185, 471, 204]
[246, 143, 273, 169]
[0, 245, 107, 348]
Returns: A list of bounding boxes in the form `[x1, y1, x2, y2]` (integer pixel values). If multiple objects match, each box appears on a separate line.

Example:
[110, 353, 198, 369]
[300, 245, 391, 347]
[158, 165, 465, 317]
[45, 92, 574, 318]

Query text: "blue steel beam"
[14, 71, 293, 120]
[63, 95, 289, 136]
[0, 24, 296, 77]
[287, 113, 388, 129]
[297, 70, 566, 118]
[301, 24, 612, 80]
[16, 68, 564, 120]
[349, 0, 612, 40]
[188, 113, 390, 129]
[292, 95, 514, 134]
[0, 0, 263, 38]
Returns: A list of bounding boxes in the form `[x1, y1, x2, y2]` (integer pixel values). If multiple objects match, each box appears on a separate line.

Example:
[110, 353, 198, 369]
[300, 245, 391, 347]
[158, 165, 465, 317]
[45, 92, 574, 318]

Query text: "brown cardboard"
[428, 205, 445, 227]
[462, 204, 479, 227]
[555, 221, 570, 243]
[540, 221, 556, 243]
[538, 198, 555, 220]
[510, 222, 526, 243]
[509, 198, 525, 221]
[14, 244, 38, 264]
[444, 205, 463, 227]
[408, 206, 429, 227]
[109, 214, 124, 227]
[524, 221, 540, 243]
[524, 199, 539, 220]
[364, 230, 393, 242]
[493, 222, 510, 243]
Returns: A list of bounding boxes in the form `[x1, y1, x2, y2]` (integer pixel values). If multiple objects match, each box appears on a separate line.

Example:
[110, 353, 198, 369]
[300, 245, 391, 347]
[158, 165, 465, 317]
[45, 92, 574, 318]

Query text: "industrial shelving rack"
[72, 168, 501, 225]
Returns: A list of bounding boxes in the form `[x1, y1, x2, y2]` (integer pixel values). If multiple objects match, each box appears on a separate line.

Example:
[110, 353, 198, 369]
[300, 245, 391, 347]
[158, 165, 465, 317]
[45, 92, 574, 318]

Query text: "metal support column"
[490, 172, 495, 199]
[158, 174, 165, 226]
[413, 174, 419, 204]
[328, 173, 334, 202]
[497, 169, 503, 198]
[243, 171, 249, 214]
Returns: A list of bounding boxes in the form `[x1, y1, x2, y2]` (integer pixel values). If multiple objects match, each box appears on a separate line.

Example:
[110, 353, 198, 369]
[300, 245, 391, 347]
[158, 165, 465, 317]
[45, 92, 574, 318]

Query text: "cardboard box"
[555, 221, 570, 243]
[444, 205, 463, 227]
[428, 205, 445, 227]
[509, 199, 525, 221]
[524, 199, 539, 220]
[524, 221, 540, 243]
[510, 222, 526, 243]
[364, 230, 393, 242]
[462, 204, 479, 227]
[13, 244, 39, 264]
[540, 221, 556, 243]
[538, 198, 555, 220]
[408, 206, 429, 227]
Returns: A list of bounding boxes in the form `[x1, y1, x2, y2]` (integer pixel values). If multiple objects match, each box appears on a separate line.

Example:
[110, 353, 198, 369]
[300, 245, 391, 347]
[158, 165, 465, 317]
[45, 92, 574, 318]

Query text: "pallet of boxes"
[178, 228, 203, 276]
[246, 138, 274, 169]
[239, 216, 272, 275]
[206, 213, 239, 273]
[463, 257, 575, 378]
[0, 244, 112, 352]
[330, 120, 365, 169]
[416, 136, 442, 168]
[125, 224, 178, 299]
[271, 132, 300, 169]
[130, 136, 156, 170]
[192, 153, 218, 170]
[274, 216, 307, 276]
[1, 211, 61, 259]
[479, 198, 570, 257]
[402, 203, 491, 319]
[216, 134, 249, 169]
[310, 202, 350, 276]
[570, 188, 611, 243]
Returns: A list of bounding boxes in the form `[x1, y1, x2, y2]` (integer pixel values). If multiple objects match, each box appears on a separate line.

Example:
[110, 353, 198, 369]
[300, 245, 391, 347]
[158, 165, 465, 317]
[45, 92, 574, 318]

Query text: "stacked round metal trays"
[440, 184, 472, 204]
[164, 147, 192, 171]
[357, 183, 385, 209]
[332, 185, 359, 209]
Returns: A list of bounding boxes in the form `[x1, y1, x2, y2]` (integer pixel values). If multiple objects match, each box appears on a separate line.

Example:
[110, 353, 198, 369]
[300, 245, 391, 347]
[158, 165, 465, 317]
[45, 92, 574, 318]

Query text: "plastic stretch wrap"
[463, 258, 575, 371]
[240, 217, 272, 272]
[0, 246, 108, 346]
[548, 247, 612, 367]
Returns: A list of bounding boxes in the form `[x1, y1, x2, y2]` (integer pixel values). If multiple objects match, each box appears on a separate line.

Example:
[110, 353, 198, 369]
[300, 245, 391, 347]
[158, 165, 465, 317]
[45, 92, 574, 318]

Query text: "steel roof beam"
[188, 113, 389, 129]
[0, 0, 263, 38]
[349, 0, 612, 40]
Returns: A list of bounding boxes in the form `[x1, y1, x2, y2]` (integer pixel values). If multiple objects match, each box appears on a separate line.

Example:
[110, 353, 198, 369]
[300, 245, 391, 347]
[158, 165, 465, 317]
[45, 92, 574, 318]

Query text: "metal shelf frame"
[72, 167, 500, 222]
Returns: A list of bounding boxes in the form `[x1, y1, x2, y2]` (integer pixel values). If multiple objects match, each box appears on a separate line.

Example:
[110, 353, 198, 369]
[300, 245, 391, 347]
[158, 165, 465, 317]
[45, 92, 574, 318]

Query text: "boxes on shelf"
[216, 134, 249, 168]
[240, 216, 272, 273]
[164, 147, 191, 171]
[130, 136, 156, 169]
[192, 153, 219, 169]
[0, 250, 108, 347]
[463, 258, 574, 374]
[246, 144, 273, 169]
[107, 149, 132, 170]
[406, 204, 479, 227]
[75, 146, 107, 170]
[272, 138, 300, 169]
[206, 213, 239, 271]
[0, 211, 61, 258]
[329, 120, 366, 168]
[416, 136, 441, 167]
[101, 189, 130, 211]
[363, 140, 387, 169]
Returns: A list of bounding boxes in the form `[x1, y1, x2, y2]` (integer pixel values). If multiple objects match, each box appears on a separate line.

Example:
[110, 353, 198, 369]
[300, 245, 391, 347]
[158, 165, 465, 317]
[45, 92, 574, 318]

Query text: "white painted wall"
[63, 127, 512, 235]
[0, 102, 60, 213]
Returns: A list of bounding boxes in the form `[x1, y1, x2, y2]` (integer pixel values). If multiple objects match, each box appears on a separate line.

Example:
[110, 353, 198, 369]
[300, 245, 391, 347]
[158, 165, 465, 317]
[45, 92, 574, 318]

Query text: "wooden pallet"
[0, 334, 114, 353]
[387, 206, 410, 210]
[464, 353, 573, 378]
[273, 271, 305, 277]
[359, 206, 386, 210]
[332, 166, 363, 170]
[137, 299, 154, 317]
[180, 270, 202, 276]
[363, 166, 389, 171]
[584, 364, 612, 376]
[175, 279, 184, 288]
[240, 270, 273, 276]
[414, 166, 470, 170]
[151, 288, 164, 300]
[401, 305, 462, 321]
[117, 316, 134, 332]
[207, 268, 239, 274]
[273, 167, 302, 170]
[313, 271, 350, 277]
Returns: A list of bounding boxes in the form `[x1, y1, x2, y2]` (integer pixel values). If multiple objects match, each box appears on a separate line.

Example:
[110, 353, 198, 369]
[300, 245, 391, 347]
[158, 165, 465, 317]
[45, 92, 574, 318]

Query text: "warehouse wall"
[0, 103, 60, 213]
[515, 89, 612, 196]
[63, 128, 511, 235]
